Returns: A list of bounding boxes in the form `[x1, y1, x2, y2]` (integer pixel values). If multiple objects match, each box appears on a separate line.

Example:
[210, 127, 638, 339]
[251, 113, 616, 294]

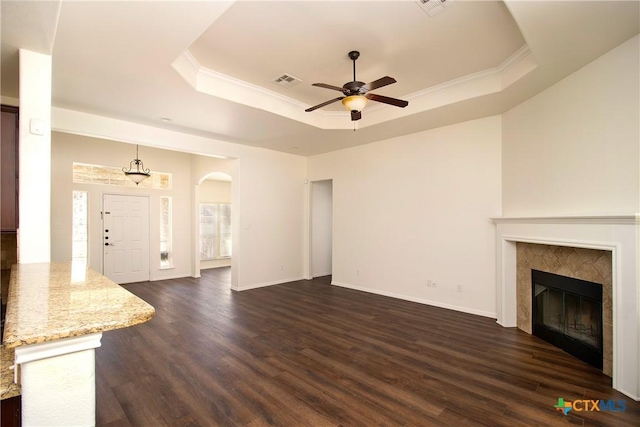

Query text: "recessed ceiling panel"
[189, 1, 526, 109]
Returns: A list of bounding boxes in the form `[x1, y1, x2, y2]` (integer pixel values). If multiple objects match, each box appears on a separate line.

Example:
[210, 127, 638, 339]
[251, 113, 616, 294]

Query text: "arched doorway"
[194, 171, 233, 281]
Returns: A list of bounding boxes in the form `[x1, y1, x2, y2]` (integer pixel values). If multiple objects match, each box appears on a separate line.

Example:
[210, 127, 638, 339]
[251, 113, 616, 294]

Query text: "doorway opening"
[310, 180, 333, 280]
[195, 172, 233, 281]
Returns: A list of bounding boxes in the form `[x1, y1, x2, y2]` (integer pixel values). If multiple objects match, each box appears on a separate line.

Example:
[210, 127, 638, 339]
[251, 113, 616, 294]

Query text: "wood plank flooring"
[96, 268, 639, 426]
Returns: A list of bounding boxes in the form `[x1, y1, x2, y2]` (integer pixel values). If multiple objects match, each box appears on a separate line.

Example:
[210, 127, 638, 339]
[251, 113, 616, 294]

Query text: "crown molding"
[172, 50, 353, 130]
[491, 215, 638, 225]
[406, 45, 532, 102]
[171, 44, 536, 130]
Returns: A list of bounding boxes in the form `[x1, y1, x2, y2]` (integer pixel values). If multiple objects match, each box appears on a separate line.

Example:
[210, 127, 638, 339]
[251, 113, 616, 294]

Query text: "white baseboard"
[148, 272, 191, 282]
[331, 281, 497, 319]
[496, 319, 517, 328]
[146, 273, 496, 319]
[617, 388, 640, 402]
[234, 276, 305, 292]
[311, 271, 332, 278]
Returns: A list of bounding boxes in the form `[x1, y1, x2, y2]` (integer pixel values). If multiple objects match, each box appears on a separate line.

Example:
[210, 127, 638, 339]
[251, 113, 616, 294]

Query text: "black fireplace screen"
[532, 270, 603, 370]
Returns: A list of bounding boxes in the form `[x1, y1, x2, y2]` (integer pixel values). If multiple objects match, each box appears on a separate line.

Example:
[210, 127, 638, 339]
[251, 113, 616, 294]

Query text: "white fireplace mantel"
[492, 215, 639, 401]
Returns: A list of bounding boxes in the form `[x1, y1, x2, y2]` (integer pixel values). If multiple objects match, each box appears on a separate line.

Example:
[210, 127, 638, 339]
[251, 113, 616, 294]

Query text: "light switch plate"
[29, 118, 46, 135]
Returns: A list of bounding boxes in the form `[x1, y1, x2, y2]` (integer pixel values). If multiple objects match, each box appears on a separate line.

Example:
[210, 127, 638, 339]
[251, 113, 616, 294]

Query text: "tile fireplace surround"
[517, 243, 612, 376]
[493, 215, 639, 401]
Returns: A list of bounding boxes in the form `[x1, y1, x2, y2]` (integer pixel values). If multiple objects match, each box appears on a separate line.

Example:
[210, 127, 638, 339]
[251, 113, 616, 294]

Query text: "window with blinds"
[200, 203, 231, 260]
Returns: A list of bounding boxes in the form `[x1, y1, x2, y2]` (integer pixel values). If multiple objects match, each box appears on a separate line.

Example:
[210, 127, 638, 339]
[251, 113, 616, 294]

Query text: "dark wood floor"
[96, 268, 639, 426]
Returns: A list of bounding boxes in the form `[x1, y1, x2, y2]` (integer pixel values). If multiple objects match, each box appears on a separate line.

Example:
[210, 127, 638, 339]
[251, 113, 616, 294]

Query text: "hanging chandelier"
[123, 145, 151, 185]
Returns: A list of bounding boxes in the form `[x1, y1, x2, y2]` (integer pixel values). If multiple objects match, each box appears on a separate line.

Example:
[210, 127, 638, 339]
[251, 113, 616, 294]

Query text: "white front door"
[103, 194, 150, 284]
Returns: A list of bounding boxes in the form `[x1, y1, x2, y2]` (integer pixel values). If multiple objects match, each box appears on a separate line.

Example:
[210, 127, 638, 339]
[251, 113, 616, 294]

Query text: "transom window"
[73, 162, 171, 189]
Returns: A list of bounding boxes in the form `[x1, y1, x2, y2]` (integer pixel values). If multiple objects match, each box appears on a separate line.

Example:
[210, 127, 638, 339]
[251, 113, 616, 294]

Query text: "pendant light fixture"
[123, 144, 151, 185]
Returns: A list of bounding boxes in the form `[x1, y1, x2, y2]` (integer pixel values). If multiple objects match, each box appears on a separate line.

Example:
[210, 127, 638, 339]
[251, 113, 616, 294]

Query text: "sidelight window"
[160, 196, 173, 269]
[72, 191, 88, 264]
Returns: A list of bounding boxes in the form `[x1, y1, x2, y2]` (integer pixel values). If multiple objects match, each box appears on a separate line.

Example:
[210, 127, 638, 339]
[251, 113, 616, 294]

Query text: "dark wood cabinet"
[0, 395, 21, 427]
[0, 106, 19, 427]
[1, 105, 19, 232]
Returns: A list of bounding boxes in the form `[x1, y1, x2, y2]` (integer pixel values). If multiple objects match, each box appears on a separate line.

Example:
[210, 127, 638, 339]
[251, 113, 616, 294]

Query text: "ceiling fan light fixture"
[342, 95, 367, 112]
[307, 51, 406, 122]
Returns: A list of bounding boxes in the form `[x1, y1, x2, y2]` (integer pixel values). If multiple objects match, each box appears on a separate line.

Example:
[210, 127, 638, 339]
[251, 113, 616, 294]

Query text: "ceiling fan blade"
[305, 96, 345, 112]
[365, 93, 408, 108]
[351, 110, 362, 121]
[363, 76, 396, 91]
[312, 83, 346, 93]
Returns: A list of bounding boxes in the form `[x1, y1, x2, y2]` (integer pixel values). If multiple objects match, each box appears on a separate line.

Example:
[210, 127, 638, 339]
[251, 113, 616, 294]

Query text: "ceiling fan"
[305, 50, 408, 121]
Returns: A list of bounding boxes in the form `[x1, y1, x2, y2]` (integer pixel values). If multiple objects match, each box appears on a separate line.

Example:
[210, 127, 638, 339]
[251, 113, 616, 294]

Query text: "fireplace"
[532, 269, 603, 370]
[492, 215, 639, 400]
[513, 242, 612, 376]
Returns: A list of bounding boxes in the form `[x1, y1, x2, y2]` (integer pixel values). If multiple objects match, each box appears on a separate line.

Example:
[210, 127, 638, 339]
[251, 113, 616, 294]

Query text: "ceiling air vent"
[273, 73, 301, 88]
[416, 0, 450, 17]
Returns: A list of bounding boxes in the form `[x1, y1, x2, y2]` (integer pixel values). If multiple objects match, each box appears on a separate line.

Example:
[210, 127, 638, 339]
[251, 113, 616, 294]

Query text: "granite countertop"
[1, 345, 20, 399]
[2, 262, 155, 349]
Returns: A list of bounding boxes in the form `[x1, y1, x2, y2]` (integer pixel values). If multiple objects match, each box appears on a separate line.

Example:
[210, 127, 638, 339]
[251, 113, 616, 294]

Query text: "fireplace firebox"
[531, 270, 603, 370]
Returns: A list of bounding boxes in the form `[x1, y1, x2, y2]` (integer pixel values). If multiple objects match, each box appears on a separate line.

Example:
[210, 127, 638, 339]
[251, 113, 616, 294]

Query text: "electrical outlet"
[427, 280, 433, 288]
[280, 265, 284, 271]
[356, 269, 360, 276]
[457, 284, 463, 292]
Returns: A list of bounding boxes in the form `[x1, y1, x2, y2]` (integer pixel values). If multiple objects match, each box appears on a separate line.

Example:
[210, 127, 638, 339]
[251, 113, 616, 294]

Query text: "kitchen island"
[2, 262, 154, 426]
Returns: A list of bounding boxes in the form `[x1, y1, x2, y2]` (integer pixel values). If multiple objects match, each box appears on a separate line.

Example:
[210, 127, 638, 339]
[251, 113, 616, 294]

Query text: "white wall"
[499, 35, 640, 400]
[308, 116, 502, 317]
[311, 180, 332, 277]
[51, 132, 193, 281]
[191, 156, 235, 183]
[502, 35, 640, 216]
[235, 153, 306, 289]
[19, 49, 52, 263]
[52, 107, 307, 290]
[200, 179, 231, 203]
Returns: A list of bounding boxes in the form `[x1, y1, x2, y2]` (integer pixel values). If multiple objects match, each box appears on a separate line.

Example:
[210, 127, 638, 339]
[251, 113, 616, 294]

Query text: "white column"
[18, 49, 52, 263]
[496, 236, 517, 327]
[15, 333, 103, 426]
[193, 184, 201, 278]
